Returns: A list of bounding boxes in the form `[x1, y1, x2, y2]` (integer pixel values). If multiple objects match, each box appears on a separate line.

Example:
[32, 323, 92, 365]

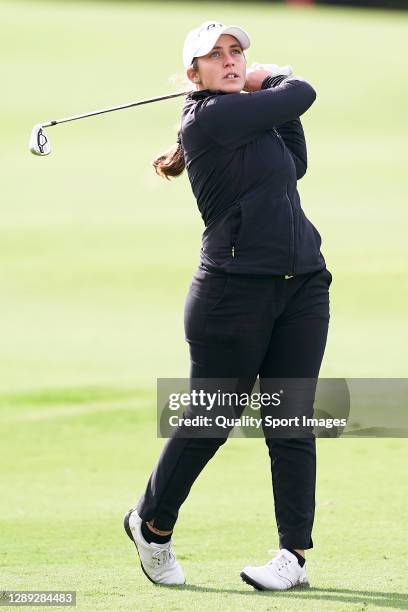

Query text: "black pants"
[137, 264, 332, 550]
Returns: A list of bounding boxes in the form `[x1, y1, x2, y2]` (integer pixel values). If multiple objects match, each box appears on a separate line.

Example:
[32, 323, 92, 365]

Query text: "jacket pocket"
[202, 201, 242, 265]
[230, 194, 292, 270]
[230, 202, 242, 258]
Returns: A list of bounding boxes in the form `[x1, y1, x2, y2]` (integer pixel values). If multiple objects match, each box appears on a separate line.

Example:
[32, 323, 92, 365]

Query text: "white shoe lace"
[266, 549, 293, 573]
[151, 547, 175, 568]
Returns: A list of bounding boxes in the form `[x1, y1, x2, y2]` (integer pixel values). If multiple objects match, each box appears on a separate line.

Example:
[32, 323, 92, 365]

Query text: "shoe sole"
[240, 571, 310, 592]
[123, 509, 185, 587]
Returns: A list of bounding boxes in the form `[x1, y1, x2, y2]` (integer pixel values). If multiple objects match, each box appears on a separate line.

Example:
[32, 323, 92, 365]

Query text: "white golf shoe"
[240, 548, 310, 591]
[123, 508, 185, 586]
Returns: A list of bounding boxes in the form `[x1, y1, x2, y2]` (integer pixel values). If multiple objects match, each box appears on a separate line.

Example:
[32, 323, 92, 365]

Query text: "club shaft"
[41, 90, 193, 128]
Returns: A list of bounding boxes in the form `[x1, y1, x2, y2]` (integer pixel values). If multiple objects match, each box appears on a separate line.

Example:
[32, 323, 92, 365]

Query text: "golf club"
[29, 89, 194, 156]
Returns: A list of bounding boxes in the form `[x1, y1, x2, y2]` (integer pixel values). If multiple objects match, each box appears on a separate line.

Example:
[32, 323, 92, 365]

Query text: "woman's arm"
[263, 75, 308, 180]
[195, 75, 316, 149]
[275, 118, 308, 180]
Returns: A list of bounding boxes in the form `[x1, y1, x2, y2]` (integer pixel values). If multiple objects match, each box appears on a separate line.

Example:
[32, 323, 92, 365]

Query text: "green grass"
[1, 389, 408, 610]
[1, 1, 408, 610]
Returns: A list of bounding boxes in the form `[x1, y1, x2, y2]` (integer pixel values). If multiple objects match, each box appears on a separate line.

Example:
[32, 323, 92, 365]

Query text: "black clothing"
[289, 549, 306, 567]
[180, 75, 325, 276]
[136, 264, 332, 549]
[136, 75, 332, 551]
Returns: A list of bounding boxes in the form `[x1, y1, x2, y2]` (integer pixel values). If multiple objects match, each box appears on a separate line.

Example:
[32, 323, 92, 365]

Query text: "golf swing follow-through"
[121, 19, 333, 592]
[31, 17, 334, 593]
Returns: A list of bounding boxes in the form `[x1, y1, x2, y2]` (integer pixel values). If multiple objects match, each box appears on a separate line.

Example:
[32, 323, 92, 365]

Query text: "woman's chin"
[218, 78, 243, 93]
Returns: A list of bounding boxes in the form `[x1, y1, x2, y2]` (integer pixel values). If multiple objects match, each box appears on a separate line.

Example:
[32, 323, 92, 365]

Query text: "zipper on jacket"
[231, 246, 235, 258]
[285, 187, 295, 276]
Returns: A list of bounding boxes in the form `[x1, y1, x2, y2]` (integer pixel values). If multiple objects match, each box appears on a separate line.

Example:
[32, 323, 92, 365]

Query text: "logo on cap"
[197, 22, 224, 37]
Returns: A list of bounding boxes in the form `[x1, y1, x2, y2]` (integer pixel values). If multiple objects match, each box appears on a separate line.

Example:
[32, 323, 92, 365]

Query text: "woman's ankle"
[141, 520, 172, 544]
[293, 549, 305, 559]
[146, 519, 173, 536]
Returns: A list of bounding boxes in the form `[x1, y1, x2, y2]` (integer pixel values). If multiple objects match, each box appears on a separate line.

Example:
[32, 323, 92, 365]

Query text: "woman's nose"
[224, 56, 235, 66]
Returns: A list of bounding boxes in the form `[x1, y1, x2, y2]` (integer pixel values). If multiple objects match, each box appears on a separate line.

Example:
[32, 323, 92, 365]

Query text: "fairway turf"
[1, 389, 407, 610]
[1, 1, 408, 610]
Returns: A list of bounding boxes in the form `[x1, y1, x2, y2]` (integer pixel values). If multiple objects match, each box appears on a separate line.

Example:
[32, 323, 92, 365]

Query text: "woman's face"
[187, 34, 246, 93]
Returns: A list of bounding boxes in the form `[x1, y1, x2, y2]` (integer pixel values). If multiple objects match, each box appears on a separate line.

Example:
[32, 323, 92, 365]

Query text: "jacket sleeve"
[195, 75, 316, 149]
[263, 75, 308, 180]
[275, 118, 308, 180]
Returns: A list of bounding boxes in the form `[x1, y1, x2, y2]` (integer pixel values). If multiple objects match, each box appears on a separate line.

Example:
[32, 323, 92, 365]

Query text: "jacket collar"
[188, 88, 229, 100]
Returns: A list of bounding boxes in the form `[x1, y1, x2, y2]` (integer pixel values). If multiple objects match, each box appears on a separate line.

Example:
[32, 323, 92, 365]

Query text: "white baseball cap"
[183, 20, 251, 69]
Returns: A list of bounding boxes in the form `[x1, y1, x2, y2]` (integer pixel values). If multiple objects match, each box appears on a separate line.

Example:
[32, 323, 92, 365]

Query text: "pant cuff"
[279, 535, 313, 550]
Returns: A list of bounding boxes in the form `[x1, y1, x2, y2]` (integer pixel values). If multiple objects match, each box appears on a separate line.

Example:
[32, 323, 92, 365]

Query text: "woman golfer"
[124, 20, 332, 591]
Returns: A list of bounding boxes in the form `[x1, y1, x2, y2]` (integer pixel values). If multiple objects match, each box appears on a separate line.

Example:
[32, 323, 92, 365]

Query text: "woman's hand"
[243, 64, 294, 93]
[243, 69, 273, 93]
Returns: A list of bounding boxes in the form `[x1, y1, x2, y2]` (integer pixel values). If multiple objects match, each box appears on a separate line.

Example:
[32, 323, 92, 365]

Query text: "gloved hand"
[248, 62, 294, 77]
[243, 63, 294, 92]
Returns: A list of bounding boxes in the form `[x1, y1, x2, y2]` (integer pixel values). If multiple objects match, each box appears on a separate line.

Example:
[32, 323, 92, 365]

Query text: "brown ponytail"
[152, 129, 185, 180]
[152, 58, 199, 181]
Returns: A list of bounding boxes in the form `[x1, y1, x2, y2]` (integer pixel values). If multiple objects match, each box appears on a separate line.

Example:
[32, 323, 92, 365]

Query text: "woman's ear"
[186, 67, 201, 84]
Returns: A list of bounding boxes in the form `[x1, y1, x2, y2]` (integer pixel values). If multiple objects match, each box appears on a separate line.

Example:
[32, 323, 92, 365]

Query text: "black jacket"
[180, 75, 326, 276]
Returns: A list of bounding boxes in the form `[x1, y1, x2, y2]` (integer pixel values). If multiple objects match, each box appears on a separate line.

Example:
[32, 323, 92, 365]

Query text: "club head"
[29, 124, 51, 156]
